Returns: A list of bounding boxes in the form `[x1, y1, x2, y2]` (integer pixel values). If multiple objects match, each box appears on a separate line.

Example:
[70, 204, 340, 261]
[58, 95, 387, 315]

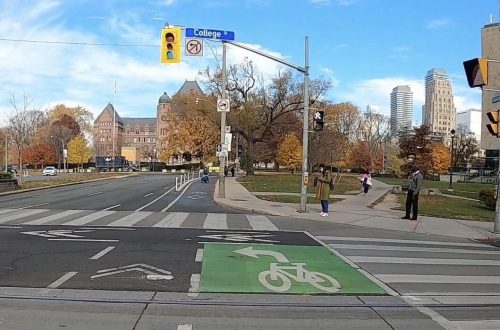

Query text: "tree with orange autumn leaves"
[158, 109, 219, 165]
[276, 134, 302, 173]
[431, 143, 451, 174]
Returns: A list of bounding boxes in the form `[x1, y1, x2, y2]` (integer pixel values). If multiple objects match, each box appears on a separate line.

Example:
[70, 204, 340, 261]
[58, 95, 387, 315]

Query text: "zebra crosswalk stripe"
[203, 213, 227, 229]
[0, 209, 16, 215]
[63, 210, 116, 226]
[376, 274, 500, 284]
[23, 210, 84, 225]
[329, 244, 500, 255]
[0, 209, 49, 224]
[153, 212, 189, 228]
[246, 215, 278, 231]
[107, 211, 153, 227]
[350, 256, 500, 266]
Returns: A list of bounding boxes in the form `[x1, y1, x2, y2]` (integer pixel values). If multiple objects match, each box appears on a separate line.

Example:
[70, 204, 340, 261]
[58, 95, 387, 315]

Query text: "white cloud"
[426, 18, 453, 29]
[336, 77, 424, 117]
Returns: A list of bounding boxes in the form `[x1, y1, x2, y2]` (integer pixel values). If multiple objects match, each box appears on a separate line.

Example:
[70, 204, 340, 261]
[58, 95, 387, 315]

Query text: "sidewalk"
[213, 177, 498, 240]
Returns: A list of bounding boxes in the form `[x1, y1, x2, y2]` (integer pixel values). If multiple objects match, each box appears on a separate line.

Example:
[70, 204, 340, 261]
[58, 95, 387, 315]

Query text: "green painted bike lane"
[200, 243, 386, 295]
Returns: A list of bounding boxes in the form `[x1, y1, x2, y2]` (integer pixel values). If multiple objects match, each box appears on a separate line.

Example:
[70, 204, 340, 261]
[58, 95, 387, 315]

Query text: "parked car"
[42, 166, 57, 176]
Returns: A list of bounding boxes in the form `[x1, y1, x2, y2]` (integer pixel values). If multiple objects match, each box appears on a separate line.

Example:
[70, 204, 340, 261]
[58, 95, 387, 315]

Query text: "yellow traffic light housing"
[463, 58, 488, 88]
[161, 27, 181, 64]
[487, 110, 500, 137]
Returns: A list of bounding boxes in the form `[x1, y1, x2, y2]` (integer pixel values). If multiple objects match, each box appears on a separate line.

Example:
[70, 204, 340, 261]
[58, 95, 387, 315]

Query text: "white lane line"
[161, 182, 194, 212]
[203, 213, 227, 230]
[0, 209, 49, 224]
[164, 186, 169, 190]
[188, 274, 200, 297]
[153, 213, 189, 228]
[64, 211, 116, 226]
[376, 274, 500, 284]
[0, 209, 16, 215]
[47, 272, 78, 289]
[136, 187, 175, 212]
[107, 212, 152, 227]
[350, 256, 500, 266]
[318, 236, 490, 248]
[329, 244, 500, 255]
[144, 193, 154, 197]
[195, 248, 203, 263]
[89, 246, 116, 260]
[0, 226, 22, 229]
[122, 186, 129, 189]
[177, 325, 193, 330]
[23, 210, 83, 225]
[87, 192, 103, 196]
[103, 204, 121, 211]
[246, 215, 278, 231]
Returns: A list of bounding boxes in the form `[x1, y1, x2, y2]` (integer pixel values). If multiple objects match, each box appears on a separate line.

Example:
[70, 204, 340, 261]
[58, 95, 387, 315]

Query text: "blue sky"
[0, 0, 497, 124]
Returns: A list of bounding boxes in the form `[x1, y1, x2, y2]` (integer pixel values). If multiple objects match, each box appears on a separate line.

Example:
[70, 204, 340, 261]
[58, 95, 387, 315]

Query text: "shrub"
[479, 189, 496, 210]
[0, 172, 12, 180]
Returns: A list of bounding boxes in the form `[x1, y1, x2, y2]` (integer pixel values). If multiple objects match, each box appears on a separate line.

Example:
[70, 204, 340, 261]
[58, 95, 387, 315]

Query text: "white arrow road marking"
[198, 233, 278, 243]
[91, 263, 173, 280]
[234, 246, 289, 263]
[21, 229, 93, 238]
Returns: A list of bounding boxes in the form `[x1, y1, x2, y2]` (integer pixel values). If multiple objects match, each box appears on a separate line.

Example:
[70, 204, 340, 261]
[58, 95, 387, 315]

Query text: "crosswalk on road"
[0, 208, 280, 231]
[318, 235, 500, 295]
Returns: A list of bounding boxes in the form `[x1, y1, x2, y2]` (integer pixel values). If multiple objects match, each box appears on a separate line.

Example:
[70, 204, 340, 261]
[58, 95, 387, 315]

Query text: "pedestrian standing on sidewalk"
[402, 166, 423, 220]
[315, 164, 332, 217]
[360, 170, 372, 196]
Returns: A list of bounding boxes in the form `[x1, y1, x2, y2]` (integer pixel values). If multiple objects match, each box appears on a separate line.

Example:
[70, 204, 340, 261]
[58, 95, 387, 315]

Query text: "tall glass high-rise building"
[422, 68, 456, 136]
[390, 85, 413, 135]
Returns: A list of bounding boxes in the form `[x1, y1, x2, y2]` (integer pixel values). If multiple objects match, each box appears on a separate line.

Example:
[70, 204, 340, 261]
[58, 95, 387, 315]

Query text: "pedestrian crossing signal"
[313, 110, 324, 131]
[161, 27, 181, 64]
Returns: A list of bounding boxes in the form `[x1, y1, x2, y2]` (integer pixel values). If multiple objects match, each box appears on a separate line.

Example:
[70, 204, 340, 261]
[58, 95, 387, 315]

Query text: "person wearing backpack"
[360, 169, 372, 197]
[315, 164, 333, 217]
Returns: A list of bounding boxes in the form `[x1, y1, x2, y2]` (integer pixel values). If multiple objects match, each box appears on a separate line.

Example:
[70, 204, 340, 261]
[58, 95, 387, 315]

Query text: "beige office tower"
[423, 68, 456, 136]
[481, 22, 500, 151]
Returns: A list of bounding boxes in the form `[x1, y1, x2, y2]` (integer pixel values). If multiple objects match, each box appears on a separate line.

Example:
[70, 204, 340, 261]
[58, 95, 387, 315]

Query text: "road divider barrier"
[175, 172, 201, 191]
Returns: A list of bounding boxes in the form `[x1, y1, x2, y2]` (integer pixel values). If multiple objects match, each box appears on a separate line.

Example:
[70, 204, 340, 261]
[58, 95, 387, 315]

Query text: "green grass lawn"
[237, 172, 494, 221]
[395, 195, 494, 222]
[237, 173, 362, 195]
[376, 177, 491, 199]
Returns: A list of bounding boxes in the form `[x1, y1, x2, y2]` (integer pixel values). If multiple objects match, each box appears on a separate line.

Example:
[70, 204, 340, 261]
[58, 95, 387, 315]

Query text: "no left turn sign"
[185, 38, 203, 56]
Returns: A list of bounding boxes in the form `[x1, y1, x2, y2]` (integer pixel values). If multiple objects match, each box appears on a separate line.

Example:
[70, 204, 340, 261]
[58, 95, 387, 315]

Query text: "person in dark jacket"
[402, 166, 423, 220]
[315, 164, 332, 217]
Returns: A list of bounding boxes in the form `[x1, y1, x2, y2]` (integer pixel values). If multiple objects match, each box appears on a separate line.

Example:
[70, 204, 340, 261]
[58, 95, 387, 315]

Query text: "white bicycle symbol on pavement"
[234, 246, 341, 294]
[258, 262, 341, 293]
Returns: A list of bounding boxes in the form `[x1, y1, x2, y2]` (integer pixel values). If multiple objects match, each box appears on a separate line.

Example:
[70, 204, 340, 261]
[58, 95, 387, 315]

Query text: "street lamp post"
[448, 129, 456, 191]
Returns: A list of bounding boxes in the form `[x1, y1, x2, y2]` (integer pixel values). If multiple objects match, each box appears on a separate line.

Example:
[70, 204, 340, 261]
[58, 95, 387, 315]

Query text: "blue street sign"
[186, 28, 235, 41]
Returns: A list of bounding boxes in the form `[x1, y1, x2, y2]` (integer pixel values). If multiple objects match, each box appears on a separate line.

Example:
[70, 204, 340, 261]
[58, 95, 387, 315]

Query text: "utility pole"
[4, 129, 7, 172]
[218, 42, 228, 198]
[113, 80, 116, 167]
[299, 37, 310, 212]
